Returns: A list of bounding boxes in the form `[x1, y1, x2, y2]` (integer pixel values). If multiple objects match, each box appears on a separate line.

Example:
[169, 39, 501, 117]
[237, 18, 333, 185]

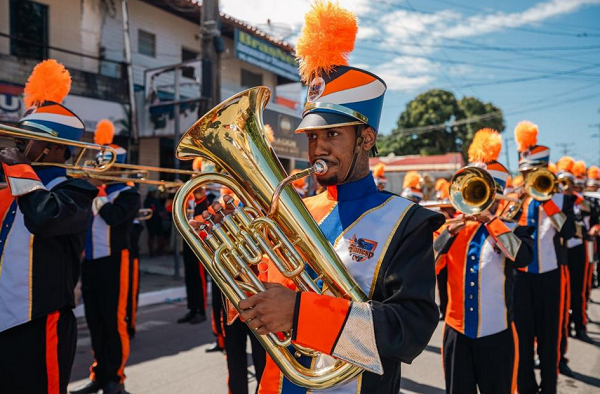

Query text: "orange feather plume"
[264, 124, 275, 144]
[506, 176, 512, 189]
[373, 162, 385, 178]
[439, 183, 450, 200]
[94, 119, 115, 145]
[468, 128, 502, 164]
[557, 156, 575, 173]
[403, 171, 421, 189]
[192, 158, 203, 172]
[513, 175, 524, 188]
[24, 59, 72, 108]
[514, 120, 538, 152]
[588, 165, 600, 180]
[548, 162, 557, 174]
[435, 178, 448, 191]
[572, 160, 586, 178]
[296, 0, 358, 83]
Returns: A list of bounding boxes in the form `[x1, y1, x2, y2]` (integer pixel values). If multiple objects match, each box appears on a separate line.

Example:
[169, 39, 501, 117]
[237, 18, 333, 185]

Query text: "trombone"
[500, 167, 557, 221]
[423, 166, 519, 223]
[135, 208, 153, 221]
[0, 123, 117, 172]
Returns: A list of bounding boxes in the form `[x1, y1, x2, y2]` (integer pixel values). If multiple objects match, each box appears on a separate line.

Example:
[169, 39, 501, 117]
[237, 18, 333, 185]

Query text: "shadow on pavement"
[401, 378, 445, 394]
[571, 371, 600, 388]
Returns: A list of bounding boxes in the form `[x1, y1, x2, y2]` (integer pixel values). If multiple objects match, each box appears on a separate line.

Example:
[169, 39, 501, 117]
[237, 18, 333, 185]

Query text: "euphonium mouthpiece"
[313, 159, 328, 175]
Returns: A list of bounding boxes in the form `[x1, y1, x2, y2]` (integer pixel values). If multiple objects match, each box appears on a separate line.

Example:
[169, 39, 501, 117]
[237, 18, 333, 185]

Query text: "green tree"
[378, 90, 504, 161]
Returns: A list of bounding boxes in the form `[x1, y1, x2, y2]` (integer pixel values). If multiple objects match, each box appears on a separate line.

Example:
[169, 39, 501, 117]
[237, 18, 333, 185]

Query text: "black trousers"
[442, 325, 516, 394]
[183, 243, 206, 314]
[559, 265, 570, 364]
[568, 244, 589, 331]
[211, 279, 225, 348]
[225, 319, 266, 394]
[514, 268, 561, 394]
[82, 250, 130, 384]
[0, 309, 76, 394]
[437, 267, 448, 318]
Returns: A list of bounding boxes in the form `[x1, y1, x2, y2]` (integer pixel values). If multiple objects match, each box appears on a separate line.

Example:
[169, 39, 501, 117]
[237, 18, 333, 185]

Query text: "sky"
[218, 0, 600, 173]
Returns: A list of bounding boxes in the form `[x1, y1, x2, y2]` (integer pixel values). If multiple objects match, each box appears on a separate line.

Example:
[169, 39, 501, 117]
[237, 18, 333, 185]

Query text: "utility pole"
[200, 0, 221, 115]
[590, 120, 600, 166]
[121, 0, 139, 163]
[556, 142, 575, 157]
[504, 136, 513, 174]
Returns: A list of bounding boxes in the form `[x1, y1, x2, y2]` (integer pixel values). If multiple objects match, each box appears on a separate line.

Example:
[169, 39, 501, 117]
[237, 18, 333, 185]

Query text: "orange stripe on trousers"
[557, 265, 566, 371]
[132, 258, 139, 329]
[582, 246, 589, 326]
[117, 249, 131, 383]
[46, 311, 60, 394]
[511, 322, 520, 394]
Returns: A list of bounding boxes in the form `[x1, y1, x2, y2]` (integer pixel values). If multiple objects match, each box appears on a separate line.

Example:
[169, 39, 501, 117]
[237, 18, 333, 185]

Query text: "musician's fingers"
[240, 307, 260, 321]
[255, 326, 270, 335]
[238, 294, 260, 310]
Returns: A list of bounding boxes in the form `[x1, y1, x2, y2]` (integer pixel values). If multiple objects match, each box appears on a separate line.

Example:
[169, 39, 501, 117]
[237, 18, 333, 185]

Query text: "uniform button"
[469, 295, 473, 299]
[470, 268, 475, 273]
[11, 211, 15, 214]
[470, 256, 475, 260]
[470, 282, 475, 287]
[469, 307, 474, 312]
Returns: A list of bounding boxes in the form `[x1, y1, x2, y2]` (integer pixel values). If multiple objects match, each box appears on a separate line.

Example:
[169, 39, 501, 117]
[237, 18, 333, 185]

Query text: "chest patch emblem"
[348, 235, 378, 262]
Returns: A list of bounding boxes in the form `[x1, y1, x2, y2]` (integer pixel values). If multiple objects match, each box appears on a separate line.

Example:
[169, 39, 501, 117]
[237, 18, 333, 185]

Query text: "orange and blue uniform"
[436, 218, 533, 394]
[258, 173, 444, 394]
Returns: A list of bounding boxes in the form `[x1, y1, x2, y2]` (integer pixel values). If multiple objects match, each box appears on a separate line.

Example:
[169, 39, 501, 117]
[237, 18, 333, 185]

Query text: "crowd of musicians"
[0, 2, 598, 394]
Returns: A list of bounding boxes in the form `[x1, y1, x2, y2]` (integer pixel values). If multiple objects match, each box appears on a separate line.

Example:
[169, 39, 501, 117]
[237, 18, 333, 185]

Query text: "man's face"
[305, 125, 358, 186]
[15, 138, 66, 163]
[193, 187, 206, 199]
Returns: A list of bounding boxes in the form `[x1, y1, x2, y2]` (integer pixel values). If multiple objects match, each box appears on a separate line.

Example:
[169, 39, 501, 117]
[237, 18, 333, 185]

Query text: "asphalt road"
[68, 289, 600, 394]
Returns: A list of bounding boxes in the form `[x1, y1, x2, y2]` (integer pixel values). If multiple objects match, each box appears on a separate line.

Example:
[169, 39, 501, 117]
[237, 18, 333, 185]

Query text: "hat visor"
[296, 111, 362, 133]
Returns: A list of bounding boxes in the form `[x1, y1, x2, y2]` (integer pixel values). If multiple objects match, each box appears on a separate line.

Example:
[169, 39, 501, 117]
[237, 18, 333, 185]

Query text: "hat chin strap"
[24, 140, 50, 163]
[340, 126, 365, 184]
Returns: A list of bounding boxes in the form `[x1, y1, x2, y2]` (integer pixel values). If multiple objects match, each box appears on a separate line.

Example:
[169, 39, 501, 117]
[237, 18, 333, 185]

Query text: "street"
[68, 289, 600, 394]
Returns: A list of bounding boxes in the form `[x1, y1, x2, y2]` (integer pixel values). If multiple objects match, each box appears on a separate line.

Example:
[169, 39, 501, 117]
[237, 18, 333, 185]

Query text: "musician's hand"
[0, 147, 30, 166]
[589, 226, 600, 237]
[474, 209, 495, 224]
[447, 215, 467, 235]
[189, 195, 236, 234]
[238, 282, 296, 335]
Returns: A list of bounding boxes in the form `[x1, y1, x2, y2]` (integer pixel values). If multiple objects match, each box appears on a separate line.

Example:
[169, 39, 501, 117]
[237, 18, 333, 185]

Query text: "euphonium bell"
[449, 166, 497, 215]
[172, 87, 366, 389]
[524, 167, 556, 201]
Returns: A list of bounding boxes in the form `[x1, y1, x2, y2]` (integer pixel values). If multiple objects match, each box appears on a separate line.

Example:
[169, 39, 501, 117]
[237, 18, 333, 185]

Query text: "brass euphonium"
[172, 87, 367, 389]
[501, 167, 557, 221]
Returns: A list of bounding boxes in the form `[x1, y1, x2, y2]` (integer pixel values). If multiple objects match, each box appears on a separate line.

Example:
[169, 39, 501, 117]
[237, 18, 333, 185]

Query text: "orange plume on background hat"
[557, 156, 575, 173]
[439, 182, 450, 200]
[403, 171, 421, 189]
[548, 162, 557, 174]
[506, 176, 513, 188]
[192, 158, 203, 172]
[94, 119, 115, 146]
[264, 124, 275, 144]
[468, 128, 502, 164]
[373, 162, 385, 178]
[295, 0, 358, 83]
[435, 178, 448, 191]
[24, 59, 72, 108]
[572, 160, 586, 178]
[588, 165, 600, 180]
[513, 175, 524, 188]
[514, 121, 539, 152]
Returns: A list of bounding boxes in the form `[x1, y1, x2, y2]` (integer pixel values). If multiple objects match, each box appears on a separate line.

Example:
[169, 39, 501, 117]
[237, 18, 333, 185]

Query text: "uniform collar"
[106, 182, 129, 194]
[326, 172, 378, 201]
[35, 166, 67, 186]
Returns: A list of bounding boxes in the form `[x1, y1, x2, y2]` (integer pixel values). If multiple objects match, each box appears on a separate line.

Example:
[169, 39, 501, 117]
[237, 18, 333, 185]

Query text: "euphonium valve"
[172, 87, 366, 389]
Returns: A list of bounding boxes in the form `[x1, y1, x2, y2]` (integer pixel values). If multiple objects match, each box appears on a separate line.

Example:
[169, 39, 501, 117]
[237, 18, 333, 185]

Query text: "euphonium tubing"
[172, 87, 366, 389]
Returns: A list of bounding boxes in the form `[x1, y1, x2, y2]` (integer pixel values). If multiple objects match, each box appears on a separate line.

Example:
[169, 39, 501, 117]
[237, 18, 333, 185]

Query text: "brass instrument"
[135, 208, 153, 221]
[70, 163, 197, 189]
[500, 167, 557, 221]
[0, 123, 116, 172]
[172, 87, 366, 389]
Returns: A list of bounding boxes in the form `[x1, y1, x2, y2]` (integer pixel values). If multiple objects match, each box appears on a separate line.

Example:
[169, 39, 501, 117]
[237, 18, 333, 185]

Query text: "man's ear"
[361, 126, 377, 152]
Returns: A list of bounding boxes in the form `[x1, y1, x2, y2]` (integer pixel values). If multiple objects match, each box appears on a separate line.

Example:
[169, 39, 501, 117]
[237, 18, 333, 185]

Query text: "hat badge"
[307, 76, 326, 102]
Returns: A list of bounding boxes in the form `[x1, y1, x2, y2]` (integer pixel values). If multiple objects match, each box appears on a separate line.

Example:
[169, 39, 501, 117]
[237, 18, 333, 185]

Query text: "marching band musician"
[400, 170, 424, 203]
[0, 60, 98, 394]
[434, 129, 534, 394]
[72, 122, 141, 394]
[512, 121, 575, 394]
[560, 159, 596, 345]
[586, 166, 600, 290]
[194, 2, 444, 393]
[373, 162, 387, 191]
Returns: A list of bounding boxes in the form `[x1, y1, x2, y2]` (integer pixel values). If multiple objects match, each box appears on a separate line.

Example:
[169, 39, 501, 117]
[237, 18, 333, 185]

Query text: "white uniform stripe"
[320, 80, 386, 106]
[537, 193, 564, 273]
[21, 112, 84, 129]
[478, 237, 508, 337]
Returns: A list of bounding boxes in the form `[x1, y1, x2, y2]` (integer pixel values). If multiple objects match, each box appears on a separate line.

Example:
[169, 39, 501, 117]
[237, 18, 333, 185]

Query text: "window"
[241, 69, 263, 88]
[138, 30, 156, 57]
[181, 48, 199, 79]
[10, 0, 48, 60]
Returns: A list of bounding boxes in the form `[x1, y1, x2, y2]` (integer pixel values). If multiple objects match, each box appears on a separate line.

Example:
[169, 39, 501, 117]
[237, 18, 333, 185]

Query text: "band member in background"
[373, 162, 387, 191]
[72, 122, 141, 394]
[435, 128, 534, 394]
[433, 177, 452, 319]
[194, 3, 444, 392]
[290, 168, 309, 197]
[512, 121, 575, 394]
[586, 166, 600, 289]
[401, 170, 424, 203]
[178, 182, 209, 324]
[128, 198, 144, 339]
[0, 60, 98, 394]
[560, 159, 596, 345]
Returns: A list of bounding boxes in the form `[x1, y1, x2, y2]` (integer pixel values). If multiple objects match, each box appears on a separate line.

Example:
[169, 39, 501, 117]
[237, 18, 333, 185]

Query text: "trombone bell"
[449, 166, 495, 215]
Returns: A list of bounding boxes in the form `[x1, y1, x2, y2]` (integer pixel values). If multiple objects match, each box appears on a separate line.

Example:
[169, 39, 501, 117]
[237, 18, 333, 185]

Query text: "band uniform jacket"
[516, 193, 575, 272]
[258, 173, 445, 394]
[85, 183, 141, 260]
[435, 219, 534, 338]
[0, 164, 97, 333]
